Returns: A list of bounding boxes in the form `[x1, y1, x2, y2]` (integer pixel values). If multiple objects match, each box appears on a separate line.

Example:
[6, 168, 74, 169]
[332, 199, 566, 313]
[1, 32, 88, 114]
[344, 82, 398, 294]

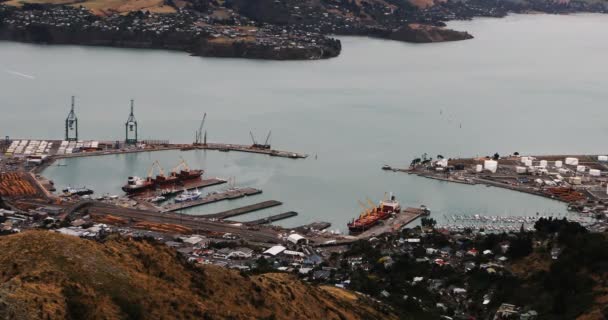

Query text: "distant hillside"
[0, 231, 396, 320]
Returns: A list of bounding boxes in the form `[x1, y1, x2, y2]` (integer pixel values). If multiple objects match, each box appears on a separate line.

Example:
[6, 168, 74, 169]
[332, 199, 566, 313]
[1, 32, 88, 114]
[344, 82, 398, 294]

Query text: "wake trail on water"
[4, 69, 36, 79]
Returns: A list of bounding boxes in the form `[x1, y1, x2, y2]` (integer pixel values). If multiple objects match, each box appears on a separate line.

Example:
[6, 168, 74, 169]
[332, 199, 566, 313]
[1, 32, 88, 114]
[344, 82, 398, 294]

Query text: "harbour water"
[2, 14, 608, 230]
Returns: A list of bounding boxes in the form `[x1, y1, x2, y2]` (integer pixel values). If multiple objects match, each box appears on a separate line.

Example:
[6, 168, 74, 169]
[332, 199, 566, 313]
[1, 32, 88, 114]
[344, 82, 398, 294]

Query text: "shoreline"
[385, 153, 608, 215]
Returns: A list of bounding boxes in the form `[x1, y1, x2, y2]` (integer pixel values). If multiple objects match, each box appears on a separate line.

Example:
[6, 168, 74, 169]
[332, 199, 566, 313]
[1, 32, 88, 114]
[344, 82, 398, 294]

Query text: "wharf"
[192, 143, 307, 159]
[202, 200, 282, 220]
[162, 187, 262, 212]
[294, 221, 332, 232]
[134, 178, 227, 198]
[354, 207, 425, 239]
[243, 211, 298, 225]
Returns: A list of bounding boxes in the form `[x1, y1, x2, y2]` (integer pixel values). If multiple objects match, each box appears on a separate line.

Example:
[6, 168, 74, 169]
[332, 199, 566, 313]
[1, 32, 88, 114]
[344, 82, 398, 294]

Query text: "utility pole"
[125, 99, 138, 145]
[65, 96, 78, 141]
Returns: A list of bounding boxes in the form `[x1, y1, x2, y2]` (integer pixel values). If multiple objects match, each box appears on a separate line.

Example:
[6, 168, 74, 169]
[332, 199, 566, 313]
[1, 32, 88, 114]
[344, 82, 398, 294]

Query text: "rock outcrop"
[390, 23, 473, 43]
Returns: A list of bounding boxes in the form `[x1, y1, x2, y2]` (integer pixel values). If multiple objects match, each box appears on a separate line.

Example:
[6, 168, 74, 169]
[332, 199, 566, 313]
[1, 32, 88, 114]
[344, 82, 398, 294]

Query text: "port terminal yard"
[384, 154, 608, 216]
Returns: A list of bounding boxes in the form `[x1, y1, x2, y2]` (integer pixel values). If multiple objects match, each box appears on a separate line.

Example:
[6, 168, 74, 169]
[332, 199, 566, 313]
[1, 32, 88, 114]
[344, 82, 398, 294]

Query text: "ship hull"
[122, 170, 203, 194]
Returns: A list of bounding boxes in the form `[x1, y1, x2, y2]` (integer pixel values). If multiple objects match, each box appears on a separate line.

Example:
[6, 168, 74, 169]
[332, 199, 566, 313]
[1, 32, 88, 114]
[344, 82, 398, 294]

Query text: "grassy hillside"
[0, 231, 396, 320]
[2, 0, 176, 15]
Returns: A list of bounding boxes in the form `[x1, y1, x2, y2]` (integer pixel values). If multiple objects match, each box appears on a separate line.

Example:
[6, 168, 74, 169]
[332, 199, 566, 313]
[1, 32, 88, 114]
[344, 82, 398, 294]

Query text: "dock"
[202, 200, 282, 220]
[134, 178, 227, 198]
[243, 211, 298, 225]
[193, 143, 307, 159]
[353, 207, 426, 239]
[162, 187, 262, 212]
[294, 221, 331, 232]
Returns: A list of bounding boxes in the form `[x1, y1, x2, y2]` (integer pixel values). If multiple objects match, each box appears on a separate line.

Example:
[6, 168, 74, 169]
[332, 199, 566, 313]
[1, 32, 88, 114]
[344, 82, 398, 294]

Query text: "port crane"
[147, 160, 166, 179]
[125, 99, 138, 145]
[65, 96, 78, 141]
[171, 157, 191, 174]
[249, 130, 272, 150]
[194, 113, 207, 146]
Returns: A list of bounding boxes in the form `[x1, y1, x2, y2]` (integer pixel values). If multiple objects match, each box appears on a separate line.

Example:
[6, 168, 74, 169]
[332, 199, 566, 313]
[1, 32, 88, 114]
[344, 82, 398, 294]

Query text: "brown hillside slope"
[0, 231, 396, 320]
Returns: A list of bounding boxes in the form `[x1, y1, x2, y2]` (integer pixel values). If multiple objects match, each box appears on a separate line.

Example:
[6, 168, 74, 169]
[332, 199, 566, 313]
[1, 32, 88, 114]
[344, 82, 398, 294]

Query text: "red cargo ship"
[122, 160, 203, 193]
[348, 193, 401, 233]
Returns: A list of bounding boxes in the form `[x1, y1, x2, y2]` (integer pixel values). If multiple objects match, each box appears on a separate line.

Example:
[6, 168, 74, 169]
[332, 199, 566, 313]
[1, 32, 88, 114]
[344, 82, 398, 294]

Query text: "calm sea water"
[2, 14, 607, 231]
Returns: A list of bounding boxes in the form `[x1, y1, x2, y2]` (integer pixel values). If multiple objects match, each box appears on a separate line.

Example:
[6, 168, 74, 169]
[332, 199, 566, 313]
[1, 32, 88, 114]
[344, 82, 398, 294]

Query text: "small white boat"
[151, 196, 166, 203]
[175, 189, 202, 202]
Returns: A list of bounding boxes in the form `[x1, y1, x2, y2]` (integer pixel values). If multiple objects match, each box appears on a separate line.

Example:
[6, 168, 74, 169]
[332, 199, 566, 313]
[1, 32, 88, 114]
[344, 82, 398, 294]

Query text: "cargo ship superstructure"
[122, 159, 203, 194]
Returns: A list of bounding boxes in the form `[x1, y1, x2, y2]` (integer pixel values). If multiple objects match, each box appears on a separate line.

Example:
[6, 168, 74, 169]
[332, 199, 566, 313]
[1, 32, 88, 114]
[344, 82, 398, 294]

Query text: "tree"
[421, 217, 436, 228]
[506, 236, 532, 259]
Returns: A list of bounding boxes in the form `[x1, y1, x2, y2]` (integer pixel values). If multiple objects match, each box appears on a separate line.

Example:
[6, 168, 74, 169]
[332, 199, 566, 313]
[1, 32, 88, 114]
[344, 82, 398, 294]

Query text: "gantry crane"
[65, 96, 78, 141]
[125, 99, 138, 145]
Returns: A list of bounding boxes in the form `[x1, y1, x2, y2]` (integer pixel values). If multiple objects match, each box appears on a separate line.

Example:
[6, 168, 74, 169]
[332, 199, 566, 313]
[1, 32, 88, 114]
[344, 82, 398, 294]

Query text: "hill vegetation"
[0, 231, 396, 320]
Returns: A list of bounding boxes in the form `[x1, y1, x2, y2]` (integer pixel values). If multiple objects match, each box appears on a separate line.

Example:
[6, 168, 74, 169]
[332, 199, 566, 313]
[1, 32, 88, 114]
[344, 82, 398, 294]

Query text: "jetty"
[191, 143, 307, 159]
[162, 187, 262, 212]
[295, 221, 332, 232]
[243, 211, 298, 225]
[202, 200, 282, 220]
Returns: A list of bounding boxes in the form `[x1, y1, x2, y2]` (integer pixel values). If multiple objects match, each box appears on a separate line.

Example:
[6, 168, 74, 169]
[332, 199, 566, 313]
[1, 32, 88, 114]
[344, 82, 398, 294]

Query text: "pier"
[202, 200, 283, 220]
[190, 143, 307, 159]
[242, 211, 298, 225]
[134, 178, 227, 198]
[294, 221, 332, 232]
[353, 207, 426, 239]
[162, 187, 262, 212]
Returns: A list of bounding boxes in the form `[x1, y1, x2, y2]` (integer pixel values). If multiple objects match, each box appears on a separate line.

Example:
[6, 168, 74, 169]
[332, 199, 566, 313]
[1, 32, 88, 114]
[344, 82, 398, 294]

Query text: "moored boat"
[121, 159, 203, 193]
[348, 193, 402, 233]
[175, 189, 202, 202]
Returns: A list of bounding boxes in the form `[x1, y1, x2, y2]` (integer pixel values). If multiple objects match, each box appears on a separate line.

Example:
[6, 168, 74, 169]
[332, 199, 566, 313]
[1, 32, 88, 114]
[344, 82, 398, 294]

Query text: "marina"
[161, 187, 263, 212]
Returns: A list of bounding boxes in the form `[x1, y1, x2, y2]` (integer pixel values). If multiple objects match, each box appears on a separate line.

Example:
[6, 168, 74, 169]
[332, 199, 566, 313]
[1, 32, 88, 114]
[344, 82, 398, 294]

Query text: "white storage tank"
[555, 161, 563, 168]
[484, 160, 498, 173]
[436, 159, 448, 167]
[576, 165, 586, 173]
[516, 166, 527, 174]
[589, 169, 601, 177]
[599, 155, 608, 162]
[565, 157, 579, 166]
[475, 164, 483, 173]
[539, 160, 548, 167]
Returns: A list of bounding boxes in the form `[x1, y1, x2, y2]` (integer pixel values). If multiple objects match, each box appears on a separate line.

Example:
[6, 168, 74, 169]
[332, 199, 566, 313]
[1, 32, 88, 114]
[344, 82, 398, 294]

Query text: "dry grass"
[0, 231, 396, 320]
[509, 252, 551, 278]
[3, 0, 176, 16]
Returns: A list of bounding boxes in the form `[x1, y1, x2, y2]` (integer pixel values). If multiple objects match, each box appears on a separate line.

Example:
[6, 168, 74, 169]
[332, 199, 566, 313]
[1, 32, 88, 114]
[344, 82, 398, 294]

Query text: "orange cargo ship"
[348, 193, 401, 233]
